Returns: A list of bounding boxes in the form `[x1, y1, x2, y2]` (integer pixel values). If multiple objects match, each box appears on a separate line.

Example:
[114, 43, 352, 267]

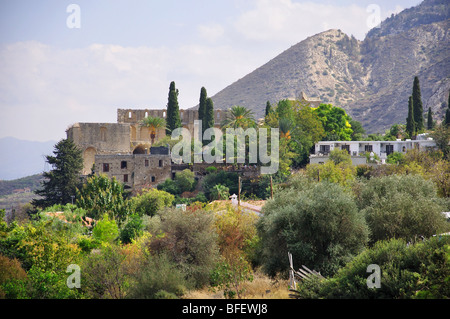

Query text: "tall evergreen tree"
[406, 96, 415, 138]
[445, 90, 450, 126]
[198, 87, 207, 123]
[265, 101, 272, 116]
[166, 81, 181, 135]
[427, 107, 433, 130]
[412, 76, 424, 131]
[198, 87, 207, 139]
[204, 97, 215, 142]
[32, 138, 83, 208]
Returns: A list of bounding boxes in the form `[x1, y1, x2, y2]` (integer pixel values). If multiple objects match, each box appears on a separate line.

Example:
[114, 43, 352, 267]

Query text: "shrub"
[304, 236, 450, 299]
[120, 213, 144, 244]
[357, 175, 449, 244]
[258, 179, 368, 277]
[130, 188, 174, 217]
[92, 215, 119, 244]
[146, 208, 219, 288]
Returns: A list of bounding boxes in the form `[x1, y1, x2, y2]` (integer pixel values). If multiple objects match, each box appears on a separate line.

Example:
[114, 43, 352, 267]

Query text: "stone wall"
[66, 123, 131, 175]
[94, 154, 171, 191]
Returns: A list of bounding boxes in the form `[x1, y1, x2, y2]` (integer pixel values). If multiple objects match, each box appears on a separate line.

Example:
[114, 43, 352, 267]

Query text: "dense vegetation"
[1, 82, 449, 299]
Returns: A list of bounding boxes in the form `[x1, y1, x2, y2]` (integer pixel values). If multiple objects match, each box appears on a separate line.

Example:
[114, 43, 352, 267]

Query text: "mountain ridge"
[202, 0, 449, 133]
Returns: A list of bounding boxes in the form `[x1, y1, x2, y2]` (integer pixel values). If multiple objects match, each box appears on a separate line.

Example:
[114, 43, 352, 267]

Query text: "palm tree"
[221, 105, 256, 129]
[141, 116, 167, 145]
[278, 118, 295, 140]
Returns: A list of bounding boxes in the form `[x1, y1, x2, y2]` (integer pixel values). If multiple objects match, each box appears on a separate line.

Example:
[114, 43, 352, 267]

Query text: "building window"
[103, 163, 109, 172]
[159, 160, 163, 167]
[341, 144, 350, 154]
[124, 174, 128, 183]
[151, 176, 156, 183]
[319, 145, 330, 154]
[121, 161, 127, 169]
[128, 111, 132, 119]
[145, 159, 149, 167]
[365, 145, 373, 152]
[386, 145, 394, 155]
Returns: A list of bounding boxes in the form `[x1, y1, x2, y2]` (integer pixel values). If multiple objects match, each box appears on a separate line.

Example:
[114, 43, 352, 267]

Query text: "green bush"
[357, 175, 449, 244]
[146, 208, 219, 288]
[120, 213, 144, 244]
[127, 253, 187, 299]
[258, 178, 368, 277]
[130, 188, 174, 216]
[299, 236, 450, 299]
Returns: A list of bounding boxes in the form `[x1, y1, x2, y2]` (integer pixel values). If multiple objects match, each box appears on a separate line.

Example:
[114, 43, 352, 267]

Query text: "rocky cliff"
[204, 0, 449, 133]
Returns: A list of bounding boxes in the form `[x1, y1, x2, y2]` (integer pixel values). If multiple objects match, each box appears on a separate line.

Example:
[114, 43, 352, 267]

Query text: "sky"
[0, 0, 422, 142]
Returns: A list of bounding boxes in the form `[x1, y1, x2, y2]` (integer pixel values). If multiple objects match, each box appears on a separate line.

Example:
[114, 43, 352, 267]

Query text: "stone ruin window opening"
[103, 163, 110, 172]
[124, 174, 128, 183]
[145, 159, 149, 167]
[159, 160, 163, 167]
[121, 161, 127, 169]
[151, 176, 156, 183]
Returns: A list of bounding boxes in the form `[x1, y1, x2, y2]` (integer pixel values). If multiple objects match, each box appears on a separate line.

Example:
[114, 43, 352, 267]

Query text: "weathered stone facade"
[94, 153, 171, 190]
[66, 108, 224, 191]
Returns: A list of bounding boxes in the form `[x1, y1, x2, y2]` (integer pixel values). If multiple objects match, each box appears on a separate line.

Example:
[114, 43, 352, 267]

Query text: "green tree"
[445, 90, 450, 126]
[221, 105, 256, 129]
[427, 107, 433, 130]
[141, 116, 167, 145]
[147, 208, 219, 287]
[412, 76, 424, 131]
[204, 97, 215, 141]
[349, 118, 366, 140]
[406, 95, 416, 138]
[130, 188, 174, 216]
[92, 214, 119, 244]
[76, 174, 131, 222]
[120, 213, 144, 244]
[313, 103, 353, 141]
[358, 174, 449, 244]
[258, 178, 368, 277]
[33, 139, 83, 208]
[166, 81, 181, 135]
[198, 87, 207, 127]
[265, 101, 272, 116]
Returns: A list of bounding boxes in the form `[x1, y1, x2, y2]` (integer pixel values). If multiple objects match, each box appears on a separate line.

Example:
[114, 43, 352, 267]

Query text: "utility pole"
[238, 176, 241, 207]
[270, 175, 273, 199]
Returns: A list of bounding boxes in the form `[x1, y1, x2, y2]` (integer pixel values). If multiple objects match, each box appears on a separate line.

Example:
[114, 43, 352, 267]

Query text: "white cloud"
[198, 24, 225, 42]
[0, 41, 259, 141]
[233, 0, 371, 42]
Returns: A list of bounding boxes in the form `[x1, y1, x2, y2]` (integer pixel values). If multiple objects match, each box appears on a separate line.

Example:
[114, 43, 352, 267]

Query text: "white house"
[310, 136, 436, 165]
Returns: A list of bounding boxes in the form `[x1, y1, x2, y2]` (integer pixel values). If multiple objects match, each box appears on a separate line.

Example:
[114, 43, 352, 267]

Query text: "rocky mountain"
[205, 0, 450, 134]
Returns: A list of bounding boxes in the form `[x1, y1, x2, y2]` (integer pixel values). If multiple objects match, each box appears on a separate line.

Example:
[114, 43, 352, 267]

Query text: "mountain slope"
[205, 0, 450, 133]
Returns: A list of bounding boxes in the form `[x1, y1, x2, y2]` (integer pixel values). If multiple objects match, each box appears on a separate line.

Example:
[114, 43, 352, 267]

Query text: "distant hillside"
[0, 137, 56, 180]
[203, 0, 450, 134]
[0, 174, 44, 197]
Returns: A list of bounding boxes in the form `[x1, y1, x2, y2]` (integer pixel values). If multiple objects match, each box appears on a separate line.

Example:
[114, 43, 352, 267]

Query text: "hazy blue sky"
[0, 0, 422, 141]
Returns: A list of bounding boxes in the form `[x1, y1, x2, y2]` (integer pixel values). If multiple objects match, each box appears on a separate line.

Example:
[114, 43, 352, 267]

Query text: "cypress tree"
[427, 107, 433, 130]
[265, 101, 272, 116]
[198, 87, 207, 139]
[166, 81, 181, 135]
[204, 97, 215, 144]
[406, 96, 415, 138]
[445, 90, 450, 126]
[198, 87, 207, 123]
[412, 76, 424, 131]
